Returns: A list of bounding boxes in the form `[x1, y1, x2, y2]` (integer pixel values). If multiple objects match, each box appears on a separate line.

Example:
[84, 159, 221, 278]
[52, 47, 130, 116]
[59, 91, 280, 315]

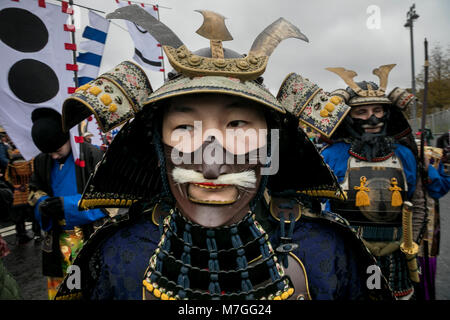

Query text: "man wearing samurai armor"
[412, 137, 450, 299]
[318, 65, 426, 299]
[0, 128, 11, 176]
[426, 135, 450, 198]
[28, 108, 107, 299]
[5, 151, 41, 244]
[54, 6, 394, 301]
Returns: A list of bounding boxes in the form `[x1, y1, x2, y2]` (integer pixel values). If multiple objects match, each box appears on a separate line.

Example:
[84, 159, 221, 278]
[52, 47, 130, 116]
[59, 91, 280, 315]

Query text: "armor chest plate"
[330, 155, 408, 226]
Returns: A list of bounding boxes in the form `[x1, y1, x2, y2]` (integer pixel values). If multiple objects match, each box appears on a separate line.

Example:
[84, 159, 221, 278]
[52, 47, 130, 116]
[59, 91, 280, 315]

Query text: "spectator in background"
[82, 131, 102, 150]
[0, 171, 13, 222]
[27, 108, 108, 300]
[416, 128, 434, 147]
[436, 131, 449, 176]
[0, 172, 21, 299]
[424, 144, 450, 199]
[5, 152, 41, 244]
[82, 132, 94, 144]
[0, 129, 11, 175]
[412, 134, 450, 300]
[0, 128, 11, 222]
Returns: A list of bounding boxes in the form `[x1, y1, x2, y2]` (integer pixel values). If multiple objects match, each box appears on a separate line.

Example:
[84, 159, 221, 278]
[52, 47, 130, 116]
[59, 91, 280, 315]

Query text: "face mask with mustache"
[163, 137, 264, 228]
[350, 114, 387, 136]
[346, 104, 390, 138]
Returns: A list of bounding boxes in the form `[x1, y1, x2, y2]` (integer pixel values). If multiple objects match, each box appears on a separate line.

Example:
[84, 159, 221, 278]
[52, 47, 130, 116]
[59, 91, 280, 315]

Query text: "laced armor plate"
[6, 159, 33, 206]
[330, 155, 407, 226]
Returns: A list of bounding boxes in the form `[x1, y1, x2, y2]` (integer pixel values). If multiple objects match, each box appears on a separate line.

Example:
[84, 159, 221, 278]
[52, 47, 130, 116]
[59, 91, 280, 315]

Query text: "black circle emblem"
[8, 59, 59, 104]
[0, 8, 49, 52]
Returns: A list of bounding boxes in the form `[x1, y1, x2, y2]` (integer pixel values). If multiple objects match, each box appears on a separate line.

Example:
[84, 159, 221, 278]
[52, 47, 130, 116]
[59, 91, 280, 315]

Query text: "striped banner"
[72, 10, 110, 154]
[77, 10, 110, 86]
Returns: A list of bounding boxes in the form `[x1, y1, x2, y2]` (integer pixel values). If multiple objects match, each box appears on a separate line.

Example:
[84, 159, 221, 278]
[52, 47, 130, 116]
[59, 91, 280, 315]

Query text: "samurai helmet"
[326, 64, 396, 106]
[324, 64, 416, 140]
[106, 5, 309, 113]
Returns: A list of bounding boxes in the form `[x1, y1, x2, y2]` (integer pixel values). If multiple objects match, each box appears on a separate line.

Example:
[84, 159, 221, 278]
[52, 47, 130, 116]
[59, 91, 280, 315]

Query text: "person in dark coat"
[28, 108, 107, 300]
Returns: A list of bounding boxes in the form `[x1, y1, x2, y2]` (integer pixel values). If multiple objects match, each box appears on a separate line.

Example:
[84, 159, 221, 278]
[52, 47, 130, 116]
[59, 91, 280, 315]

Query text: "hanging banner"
[0, 0, 75, 160]
[116, 1, 164, 72]
[75, 10, 111, 149]
[77, 10, 110, 85]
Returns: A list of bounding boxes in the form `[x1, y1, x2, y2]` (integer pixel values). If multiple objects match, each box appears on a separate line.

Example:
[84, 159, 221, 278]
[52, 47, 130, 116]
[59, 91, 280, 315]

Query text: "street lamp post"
[404, 4, 419, 130]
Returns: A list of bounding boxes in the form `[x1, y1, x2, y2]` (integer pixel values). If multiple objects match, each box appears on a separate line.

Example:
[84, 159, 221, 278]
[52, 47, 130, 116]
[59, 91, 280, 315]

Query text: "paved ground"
[1, 193, 449, 300]
[0, 222, 47, 300]
[435, 192, 450, 299]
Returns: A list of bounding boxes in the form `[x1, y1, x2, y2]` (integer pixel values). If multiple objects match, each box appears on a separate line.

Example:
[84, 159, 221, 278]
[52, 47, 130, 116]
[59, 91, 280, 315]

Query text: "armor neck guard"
[349, 135, 396, 162]
[143, 205, 296, 300]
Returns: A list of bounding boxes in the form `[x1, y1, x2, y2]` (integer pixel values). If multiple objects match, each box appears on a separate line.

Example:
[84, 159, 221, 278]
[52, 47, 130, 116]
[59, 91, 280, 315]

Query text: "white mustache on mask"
[171, 167, 257, 189]
[361, 122, 384, 128]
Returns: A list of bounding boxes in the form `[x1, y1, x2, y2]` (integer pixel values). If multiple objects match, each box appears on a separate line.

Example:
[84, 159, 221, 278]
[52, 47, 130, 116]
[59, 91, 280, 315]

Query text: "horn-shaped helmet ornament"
[194, 10, 233, 59]
[372, 64, 396, 94]
[325, 64, 417, 110]
[107, 5, 308, 81]
[325, 64, 398, 107]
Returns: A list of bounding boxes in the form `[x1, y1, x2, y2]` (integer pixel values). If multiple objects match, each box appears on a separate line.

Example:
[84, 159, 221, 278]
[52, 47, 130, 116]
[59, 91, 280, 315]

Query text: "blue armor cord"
[230, 226, 254, 300]
[206, 229, 221, 299]
[177, 222, 192, 298]
[248, 217, 282, 289]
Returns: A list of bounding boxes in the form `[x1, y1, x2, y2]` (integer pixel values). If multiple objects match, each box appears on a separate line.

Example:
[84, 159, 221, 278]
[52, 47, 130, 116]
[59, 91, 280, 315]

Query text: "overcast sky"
[54, 0, 450, 96]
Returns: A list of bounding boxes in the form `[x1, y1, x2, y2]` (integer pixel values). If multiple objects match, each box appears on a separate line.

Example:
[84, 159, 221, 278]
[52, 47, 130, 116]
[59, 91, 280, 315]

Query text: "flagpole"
[51, 0, 172, 15]
[155, 4, 167, 82]
[67, 0, 87, 187]
[67, 0, 83, 141]
[119, 0, 171, 10]
[66, 0, 81, 139]
[68, 0, 79, 90]
[51, 0, 171, 12]
[51, 0, 106, 13]
[420, 37, 433, 300]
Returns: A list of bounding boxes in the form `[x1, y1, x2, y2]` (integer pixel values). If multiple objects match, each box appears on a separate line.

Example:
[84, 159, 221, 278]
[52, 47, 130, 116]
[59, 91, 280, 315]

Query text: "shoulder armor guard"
[268, 196, 394, 300]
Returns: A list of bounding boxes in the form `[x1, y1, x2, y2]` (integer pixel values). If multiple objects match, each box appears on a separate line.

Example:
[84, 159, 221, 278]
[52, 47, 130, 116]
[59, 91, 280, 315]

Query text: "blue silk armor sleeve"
[426, 163, 450, 199]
